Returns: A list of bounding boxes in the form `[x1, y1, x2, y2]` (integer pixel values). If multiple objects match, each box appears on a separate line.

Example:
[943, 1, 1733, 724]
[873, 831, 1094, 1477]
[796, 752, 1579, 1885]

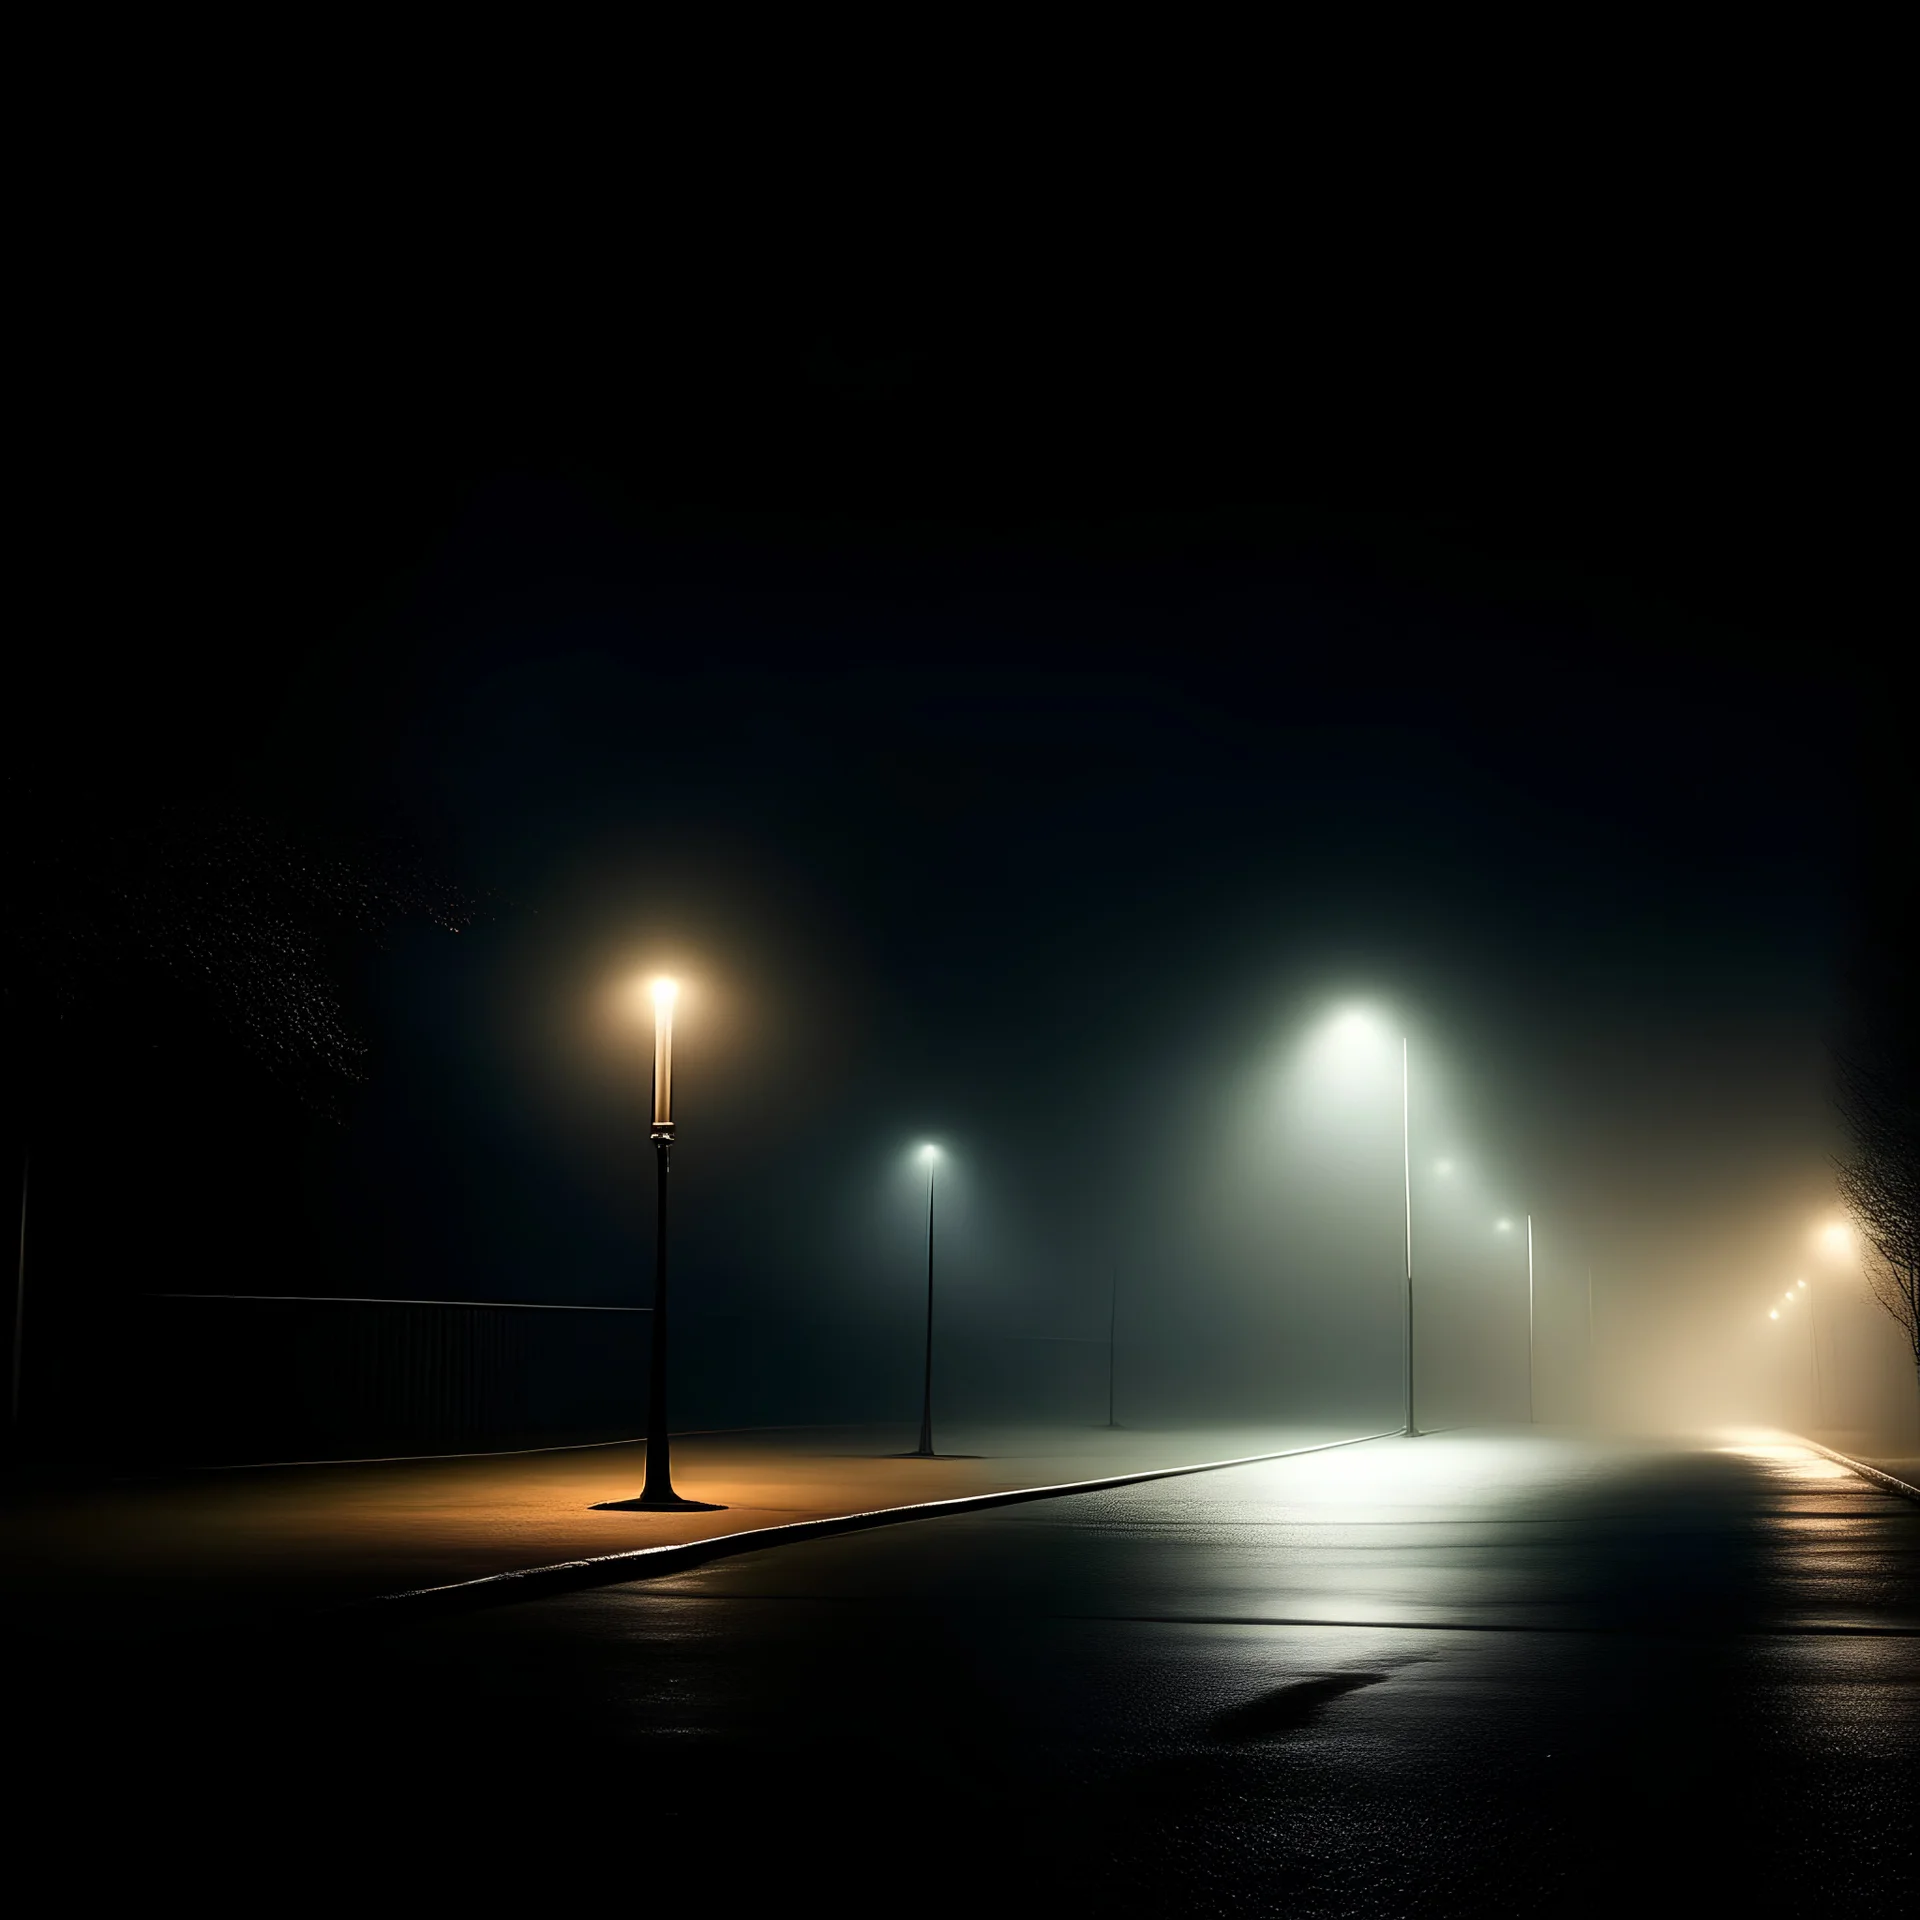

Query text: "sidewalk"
[1802, 1426, 1920, 1495]
[0, 1421, 1357, 1640]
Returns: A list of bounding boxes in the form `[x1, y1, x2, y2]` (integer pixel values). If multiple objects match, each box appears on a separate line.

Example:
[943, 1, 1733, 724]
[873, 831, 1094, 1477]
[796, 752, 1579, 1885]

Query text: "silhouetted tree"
[2, 782, 476, 1448]
[1832, 756, 1920, 1399]
[1835, 1051, 1920, 1382]
[4, 788, 475, 1122]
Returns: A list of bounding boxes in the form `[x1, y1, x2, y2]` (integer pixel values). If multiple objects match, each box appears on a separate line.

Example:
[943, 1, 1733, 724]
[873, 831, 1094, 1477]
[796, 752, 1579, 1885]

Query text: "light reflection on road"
[317, 1428, 1913, 1911]
[22, 1429, 1914, 1915]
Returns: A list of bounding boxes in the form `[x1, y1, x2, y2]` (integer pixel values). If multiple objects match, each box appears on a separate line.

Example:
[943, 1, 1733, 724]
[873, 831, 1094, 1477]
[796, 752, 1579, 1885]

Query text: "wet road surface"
[20, 1432, 1918, 1914]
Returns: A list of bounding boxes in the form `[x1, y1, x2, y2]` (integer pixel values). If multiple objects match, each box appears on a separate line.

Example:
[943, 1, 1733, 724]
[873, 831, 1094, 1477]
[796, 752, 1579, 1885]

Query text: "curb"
[329, 1428, 1404, 1629]
[1793, 1434, 1920, 1506]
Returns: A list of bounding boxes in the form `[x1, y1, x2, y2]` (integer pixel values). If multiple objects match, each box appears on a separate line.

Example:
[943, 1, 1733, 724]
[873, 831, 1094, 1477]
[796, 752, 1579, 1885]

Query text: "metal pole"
[1403, 1038, 1418, 1437]
[1526, 1213, 1536, 1425]
[11, 1153, 26, 1431]
[1586, 1263, 1595, 1419]
[914, 1157, 936, 1456]
[1807, 1286, 1827, 1428]
[639, 1131, 677, 1500]
[1106, 1266, 1119, 1427]
[595, 982, 720, 1513]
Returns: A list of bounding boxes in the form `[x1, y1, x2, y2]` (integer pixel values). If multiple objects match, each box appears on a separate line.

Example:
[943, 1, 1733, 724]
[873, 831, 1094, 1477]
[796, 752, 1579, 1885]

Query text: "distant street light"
[910, 1144, 942, 1458]
[1586, 1264, 1596, 1416]
[1105, 1265, 1121, 1428]
[1400, 1038, 1417, 1438]
[596, 976, 722, 1513]
[1779, 1277, 1827, 1422]
[1308, 1007, 1418, 1435]
[1493, 1216, 1534, 1422]
[1527, 1214, 1537, 1424]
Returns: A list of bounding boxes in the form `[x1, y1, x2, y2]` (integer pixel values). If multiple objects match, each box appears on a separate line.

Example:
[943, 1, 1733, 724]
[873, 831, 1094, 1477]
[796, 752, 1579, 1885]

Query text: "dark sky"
[11, 168, 1904, 1444]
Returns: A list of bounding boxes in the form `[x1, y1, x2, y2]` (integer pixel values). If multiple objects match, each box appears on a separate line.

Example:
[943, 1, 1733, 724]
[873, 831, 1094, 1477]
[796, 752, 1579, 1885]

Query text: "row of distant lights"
[645, 989, 1847, 1269]
[1435, 1157, 1517, 1232]
[1766, 1222, 1853, 1324]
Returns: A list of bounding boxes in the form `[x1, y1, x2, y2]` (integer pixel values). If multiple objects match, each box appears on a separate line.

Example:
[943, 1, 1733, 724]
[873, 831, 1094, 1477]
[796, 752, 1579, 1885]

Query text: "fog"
[16, 486, 1913, 1460]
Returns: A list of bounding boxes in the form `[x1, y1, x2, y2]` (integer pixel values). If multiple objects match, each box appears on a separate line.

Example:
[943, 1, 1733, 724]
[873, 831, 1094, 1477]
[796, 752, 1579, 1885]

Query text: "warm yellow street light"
[650, 976, 678, 1130]
[595, 972, 720, 1514]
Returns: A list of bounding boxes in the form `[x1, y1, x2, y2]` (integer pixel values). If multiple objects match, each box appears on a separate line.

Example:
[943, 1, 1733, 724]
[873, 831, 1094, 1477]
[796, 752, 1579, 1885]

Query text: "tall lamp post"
[1779, 1280, 1824, 1426]
[910, 1144, 941, 1457]
[1526, 1213, 1537, 1424]
[1311, 1009, 1420, 1437]
[1106, 1266, 1121, 1429]
[1495, 1215, 1534, 1424]
[1587, 1263, 1596, 1416]
[596, 976, 723, 1513]
[1402, 1038, 1418, 1438]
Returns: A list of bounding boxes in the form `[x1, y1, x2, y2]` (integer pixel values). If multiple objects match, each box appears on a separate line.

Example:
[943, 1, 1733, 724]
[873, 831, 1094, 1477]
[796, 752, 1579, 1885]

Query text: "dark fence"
[111, 1297, 1127, 1466]
[138, 1294, 651, 1464]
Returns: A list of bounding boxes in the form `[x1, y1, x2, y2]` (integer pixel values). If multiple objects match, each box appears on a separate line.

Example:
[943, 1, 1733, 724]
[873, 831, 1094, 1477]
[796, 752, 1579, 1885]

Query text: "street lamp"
[1769, 1282, 1824, 1427]
[1106, 1265, 1121, 1429]
[596, 976, 723, 1513]
[910, 1143, 941, 1458]
[1400, 1037, 1417, 1438]
[1788, 1278, 1827, 1422]
[1493, 1216, 1535, 1423]
[1305, 1007, 1417, 1436]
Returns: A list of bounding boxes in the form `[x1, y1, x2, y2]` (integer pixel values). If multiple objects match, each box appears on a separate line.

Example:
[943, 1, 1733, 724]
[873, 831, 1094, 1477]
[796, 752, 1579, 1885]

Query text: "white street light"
[1527, 1214, 1536, 1425]
[1304, 1005, 1417, 1436]
[910, 1144, 942, 1458]
[1401, 1036, 1415, 1437]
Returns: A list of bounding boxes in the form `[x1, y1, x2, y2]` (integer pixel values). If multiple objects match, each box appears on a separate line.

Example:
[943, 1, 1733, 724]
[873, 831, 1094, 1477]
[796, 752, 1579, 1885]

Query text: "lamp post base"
[591, 1495, 727, 1512]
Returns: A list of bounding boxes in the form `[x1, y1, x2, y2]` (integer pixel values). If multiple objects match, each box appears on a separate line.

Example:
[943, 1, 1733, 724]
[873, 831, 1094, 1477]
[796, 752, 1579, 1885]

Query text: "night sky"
[11, 204, 1904, 1453]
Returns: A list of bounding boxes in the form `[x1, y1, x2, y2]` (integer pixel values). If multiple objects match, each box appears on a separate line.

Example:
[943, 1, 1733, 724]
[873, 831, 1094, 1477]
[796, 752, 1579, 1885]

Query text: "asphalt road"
[19, 1431, 1918, 1915]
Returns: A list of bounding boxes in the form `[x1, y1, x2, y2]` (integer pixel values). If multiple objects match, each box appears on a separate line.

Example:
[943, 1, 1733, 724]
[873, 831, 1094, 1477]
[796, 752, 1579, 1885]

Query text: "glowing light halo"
[1330, 1004, 1385, 1036]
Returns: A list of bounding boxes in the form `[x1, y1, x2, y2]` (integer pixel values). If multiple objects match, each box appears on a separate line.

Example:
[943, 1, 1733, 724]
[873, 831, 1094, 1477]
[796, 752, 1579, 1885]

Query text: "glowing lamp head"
[1495, 1218, 1513, 1232]
[1816, 1220, 1853, 1259]
[644, 976, 679, 1131]
[1796, 1279, 1807, 1290]
[1321, 1005, 1395, 1054]
[1769, 1309, 1779, 1320]
[917, 1142, 941, 1164]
